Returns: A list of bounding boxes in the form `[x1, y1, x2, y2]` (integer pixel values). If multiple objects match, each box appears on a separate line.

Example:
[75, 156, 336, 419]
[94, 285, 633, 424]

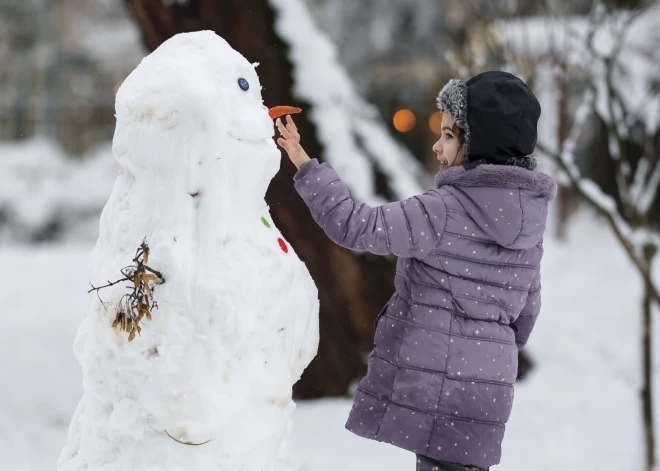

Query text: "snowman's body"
[58, 31, 319, 471]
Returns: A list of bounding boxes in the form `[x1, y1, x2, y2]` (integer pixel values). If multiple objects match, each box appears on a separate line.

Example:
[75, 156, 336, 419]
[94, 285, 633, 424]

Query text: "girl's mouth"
[438, 158, 449, 170]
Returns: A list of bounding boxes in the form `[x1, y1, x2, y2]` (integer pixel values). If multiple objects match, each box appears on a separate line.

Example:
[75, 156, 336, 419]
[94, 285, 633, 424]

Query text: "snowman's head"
[115, 30, 274, 142]
[112, 31, 281, 213]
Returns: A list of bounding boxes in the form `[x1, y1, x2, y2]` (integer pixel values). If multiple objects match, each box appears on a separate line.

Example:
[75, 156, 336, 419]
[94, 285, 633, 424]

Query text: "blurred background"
[1, 0, 659, 469]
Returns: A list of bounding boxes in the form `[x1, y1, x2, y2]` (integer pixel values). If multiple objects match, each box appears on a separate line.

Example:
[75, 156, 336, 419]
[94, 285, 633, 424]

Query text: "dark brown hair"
[451, 122, 467, 163]
[452, 122, 466, 148]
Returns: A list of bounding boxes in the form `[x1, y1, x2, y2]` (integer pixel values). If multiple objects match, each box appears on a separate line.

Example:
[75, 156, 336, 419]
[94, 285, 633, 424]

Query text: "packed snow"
[56, 31, 319, 471]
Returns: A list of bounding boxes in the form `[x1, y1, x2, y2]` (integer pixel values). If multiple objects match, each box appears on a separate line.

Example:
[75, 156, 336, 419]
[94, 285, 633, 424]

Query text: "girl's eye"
[238, 78, 249, 91]
[445, 133, 453, 139]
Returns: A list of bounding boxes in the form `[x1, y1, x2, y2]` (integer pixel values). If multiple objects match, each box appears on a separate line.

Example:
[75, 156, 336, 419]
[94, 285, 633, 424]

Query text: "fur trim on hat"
[436, 79, 470, 157]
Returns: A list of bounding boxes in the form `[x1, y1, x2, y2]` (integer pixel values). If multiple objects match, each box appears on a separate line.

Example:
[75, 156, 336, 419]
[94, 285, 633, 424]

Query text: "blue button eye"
[238, 78, 249, 91]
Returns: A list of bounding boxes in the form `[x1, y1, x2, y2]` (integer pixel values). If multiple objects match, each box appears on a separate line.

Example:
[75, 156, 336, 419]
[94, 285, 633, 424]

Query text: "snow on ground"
[0, 203, 652, 470]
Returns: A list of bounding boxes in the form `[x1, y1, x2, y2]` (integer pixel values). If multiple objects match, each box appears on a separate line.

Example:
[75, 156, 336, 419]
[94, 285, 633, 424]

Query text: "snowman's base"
[58, 392, 298, 471]
[58, 425, 296, 471]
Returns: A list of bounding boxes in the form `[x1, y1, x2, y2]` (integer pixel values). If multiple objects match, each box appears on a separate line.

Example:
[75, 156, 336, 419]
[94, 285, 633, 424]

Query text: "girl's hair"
[452, 122, 466, 148]
[451, 121, 467, 163]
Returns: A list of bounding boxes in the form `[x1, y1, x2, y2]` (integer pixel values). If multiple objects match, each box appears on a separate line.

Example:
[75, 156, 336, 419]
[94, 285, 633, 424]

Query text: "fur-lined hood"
[434, 163, 556, 249]
[434, 161, 557, 200]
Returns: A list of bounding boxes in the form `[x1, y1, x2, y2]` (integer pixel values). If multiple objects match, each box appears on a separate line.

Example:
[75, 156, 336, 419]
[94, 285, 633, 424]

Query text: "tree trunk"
[555, 68, 570, 240]
[124, 0, 397, 398]
[642, 246, 656, 469]
[554, 57, 574, 241]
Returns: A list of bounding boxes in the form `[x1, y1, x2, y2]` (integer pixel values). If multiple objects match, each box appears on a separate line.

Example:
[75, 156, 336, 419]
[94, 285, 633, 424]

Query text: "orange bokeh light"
[429, 111, 443, 136]
[393, 109, 416, 133]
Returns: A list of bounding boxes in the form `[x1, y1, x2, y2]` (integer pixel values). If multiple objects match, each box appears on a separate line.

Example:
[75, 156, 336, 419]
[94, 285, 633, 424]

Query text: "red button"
[278, 238, 288, 253]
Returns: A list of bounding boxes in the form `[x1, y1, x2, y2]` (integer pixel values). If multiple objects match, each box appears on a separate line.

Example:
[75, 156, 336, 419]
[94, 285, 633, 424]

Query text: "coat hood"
[434, 163, 556, 249]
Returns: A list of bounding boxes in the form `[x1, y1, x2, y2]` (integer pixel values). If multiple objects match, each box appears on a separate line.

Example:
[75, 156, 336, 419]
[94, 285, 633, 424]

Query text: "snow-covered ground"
[1, 203, 652, 470]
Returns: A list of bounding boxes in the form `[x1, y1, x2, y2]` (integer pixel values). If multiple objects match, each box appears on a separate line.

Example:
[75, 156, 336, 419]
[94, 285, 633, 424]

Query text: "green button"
[261, 217, 271, 228]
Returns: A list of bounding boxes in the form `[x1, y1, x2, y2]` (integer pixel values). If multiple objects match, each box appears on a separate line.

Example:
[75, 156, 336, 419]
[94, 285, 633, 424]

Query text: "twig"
[89, 240, 164, 341]
[143, 264, 164, 280]
[88, 277, 130, 293]
[164, 429, 213, 446]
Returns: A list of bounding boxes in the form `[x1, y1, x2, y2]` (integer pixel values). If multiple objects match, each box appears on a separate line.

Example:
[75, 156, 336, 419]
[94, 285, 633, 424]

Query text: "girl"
[276, 71, 556, 470]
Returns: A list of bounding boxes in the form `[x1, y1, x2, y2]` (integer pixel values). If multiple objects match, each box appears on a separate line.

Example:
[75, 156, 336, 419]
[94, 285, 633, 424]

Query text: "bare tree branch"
[539, 140, 660, 306]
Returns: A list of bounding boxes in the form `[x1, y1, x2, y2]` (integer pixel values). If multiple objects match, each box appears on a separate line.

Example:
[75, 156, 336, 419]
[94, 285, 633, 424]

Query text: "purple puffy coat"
[293, 158, 556, 468]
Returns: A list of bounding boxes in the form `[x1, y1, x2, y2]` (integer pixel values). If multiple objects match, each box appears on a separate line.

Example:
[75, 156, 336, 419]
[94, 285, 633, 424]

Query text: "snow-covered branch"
[559, 87, 594, 170]
[634, 158, 660, 216]
[501, 3, 660, 217]
[538, 140, 660, 305]
[531, 3, 660, 304]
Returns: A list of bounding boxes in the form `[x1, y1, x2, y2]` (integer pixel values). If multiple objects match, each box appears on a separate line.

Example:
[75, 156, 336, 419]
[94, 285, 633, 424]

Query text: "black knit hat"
[436, 71, 541, 170]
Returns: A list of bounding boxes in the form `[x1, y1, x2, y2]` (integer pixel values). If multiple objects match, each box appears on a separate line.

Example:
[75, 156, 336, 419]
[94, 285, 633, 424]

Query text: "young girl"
[276, 71, 556, 470]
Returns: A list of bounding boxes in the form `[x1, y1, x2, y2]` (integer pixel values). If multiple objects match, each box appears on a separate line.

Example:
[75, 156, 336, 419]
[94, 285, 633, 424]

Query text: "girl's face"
[432, 112, 465, 171]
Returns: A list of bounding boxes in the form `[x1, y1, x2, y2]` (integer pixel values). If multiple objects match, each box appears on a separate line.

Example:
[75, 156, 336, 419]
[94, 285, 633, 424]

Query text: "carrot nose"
[268, 106, 302, 120]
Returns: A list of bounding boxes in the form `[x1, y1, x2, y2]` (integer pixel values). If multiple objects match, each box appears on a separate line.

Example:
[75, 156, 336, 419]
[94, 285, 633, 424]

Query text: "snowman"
[58, 31, 320, 471]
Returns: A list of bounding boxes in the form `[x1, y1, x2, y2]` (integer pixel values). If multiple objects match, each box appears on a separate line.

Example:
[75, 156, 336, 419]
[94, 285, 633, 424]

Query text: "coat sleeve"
[511, 269, 542, 350]
[293, 159, 447, 259]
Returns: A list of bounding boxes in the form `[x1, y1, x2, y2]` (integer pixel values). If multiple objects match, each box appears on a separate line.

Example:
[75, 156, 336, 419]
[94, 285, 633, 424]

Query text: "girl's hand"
[276, 115, 310, 170]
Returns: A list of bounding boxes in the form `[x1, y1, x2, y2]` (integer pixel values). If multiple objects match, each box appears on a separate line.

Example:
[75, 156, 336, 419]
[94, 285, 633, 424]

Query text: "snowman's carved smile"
[226, 131, 272, 143]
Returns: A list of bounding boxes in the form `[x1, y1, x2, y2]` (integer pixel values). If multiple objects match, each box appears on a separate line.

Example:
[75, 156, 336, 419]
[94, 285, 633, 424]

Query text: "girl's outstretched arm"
[277, 116, 447, 259]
